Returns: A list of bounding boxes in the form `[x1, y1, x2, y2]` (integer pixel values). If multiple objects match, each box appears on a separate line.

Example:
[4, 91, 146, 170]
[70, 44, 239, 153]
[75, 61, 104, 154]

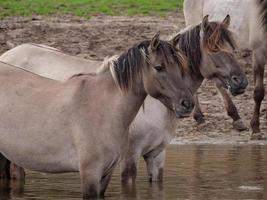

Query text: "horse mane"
[177, 21, 236, 74]
[257, 0, 267, 34]
[107, 40, 187, 92]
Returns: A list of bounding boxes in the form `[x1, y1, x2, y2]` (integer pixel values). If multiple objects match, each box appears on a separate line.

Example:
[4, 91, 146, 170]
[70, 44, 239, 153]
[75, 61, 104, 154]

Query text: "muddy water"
[1, 144, 267, 200]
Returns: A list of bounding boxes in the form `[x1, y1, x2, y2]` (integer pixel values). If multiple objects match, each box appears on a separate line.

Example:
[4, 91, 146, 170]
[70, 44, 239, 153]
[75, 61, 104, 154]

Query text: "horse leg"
[250, 50, 265, 140]
[120, 152, 139, 184]
[0, 154, 10, 179]
[10, 163, 25, 180]
[100, 171, 113, 197]
[80, 163, 102, 199]
[192, 93, 205, 124]
[216, 84, 247, 131]
[143, 149, 166, 182]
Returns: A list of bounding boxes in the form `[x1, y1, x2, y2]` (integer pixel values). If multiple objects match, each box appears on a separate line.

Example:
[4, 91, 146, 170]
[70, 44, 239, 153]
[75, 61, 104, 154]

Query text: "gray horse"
[0, 34, 194, 198]
[0, 16, 248, 183]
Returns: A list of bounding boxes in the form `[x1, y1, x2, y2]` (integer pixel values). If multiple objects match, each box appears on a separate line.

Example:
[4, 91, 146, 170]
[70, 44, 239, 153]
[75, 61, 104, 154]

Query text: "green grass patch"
[0, 0, 183, 18]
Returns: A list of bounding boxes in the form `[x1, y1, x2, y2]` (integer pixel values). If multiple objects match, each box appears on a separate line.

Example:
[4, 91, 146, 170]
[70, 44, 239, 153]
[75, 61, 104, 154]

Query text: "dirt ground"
[0, 12, 266, 143]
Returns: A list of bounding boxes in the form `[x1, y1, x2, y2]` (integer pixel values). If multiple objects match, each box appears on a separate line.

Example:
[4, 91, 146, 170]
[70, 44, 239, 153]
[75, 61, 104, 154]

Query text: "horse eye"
[154, 65, 165, 72]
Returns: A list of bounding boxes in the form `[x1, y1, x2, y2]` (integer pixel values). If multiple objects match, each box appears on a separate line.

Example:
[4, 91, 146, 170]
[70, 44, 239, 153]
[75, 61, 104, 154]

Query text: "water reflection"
[1, 144, 267, 200]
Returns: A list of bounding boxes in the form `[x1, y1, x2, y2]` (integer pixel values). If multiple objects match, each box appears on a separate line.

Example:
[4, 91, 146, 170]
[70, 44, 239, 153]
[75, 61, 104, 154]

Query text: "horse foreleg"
[120, 152, 139, 184]
[250, 51, 265, 139]
[100, 171, 113, 197]
[216, 84, 247, 131]
[80, 163, 102, 199]
[143, 149, 166, 182]
[192, 93, 205, 124]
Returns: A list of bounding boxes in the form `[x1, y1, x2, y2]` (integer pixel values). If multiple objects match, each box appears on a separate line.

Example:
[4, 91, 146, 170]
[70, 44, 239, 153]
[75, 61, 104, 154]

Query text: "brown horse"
[184, 0, 267, 139]
[0, 34, 194, 199]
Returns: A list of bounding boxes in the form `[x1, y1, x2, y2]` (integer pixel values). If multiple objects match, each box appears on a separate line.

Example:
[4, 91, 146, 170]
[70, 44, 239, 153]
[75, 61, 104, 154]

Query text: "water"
[1, 144, 267, 200]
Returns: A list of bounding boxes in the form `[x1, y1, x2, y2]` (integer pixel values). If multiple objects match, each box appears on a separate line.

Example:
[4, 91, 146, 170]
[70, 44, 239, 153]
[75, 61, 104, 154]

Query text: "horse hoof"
[233, 119, 248, 131]
[193, 115, 205, 124]
[250, 132, 264, 140]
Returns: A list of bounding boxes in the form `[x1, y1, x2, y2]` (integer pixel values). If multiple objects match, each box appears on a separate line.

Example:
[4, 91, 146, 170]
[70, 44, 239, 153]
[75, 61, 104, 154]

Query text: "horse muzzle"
[174, 99, 194, 118]
[229, 76, 248, 96]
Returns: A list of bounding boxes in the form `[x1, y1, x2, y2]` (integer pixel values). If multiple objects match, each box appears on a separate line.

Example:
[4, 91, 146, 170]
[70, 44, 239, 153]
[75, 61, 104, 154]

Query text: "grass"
[0, 0, 183, 18]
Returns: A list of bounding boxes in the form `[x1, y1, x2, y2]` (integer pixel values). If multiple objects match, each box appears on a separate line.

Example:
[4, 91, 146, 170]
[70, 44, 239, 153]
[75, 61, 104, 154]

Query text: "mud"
[0, 12, 266, 143]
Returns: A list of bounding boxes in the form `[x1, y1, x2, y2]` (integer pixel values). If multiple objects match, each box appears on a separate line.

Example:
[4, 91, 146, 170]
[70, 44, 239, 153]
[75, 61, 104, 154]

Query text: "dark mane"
[203, 22, 236, 51]
[177, 25, 202, 75]
[258, 0, 267, 33]
[112, 39, 186, 92]
[177, 21, 236, 74]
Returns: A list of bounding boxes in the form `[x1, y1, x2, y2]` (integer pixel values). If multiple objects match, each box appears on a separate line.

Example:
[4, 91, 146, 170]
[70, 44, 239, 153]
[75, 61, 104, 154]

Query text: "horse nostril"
[231, 76, 239, 83]
[181, 99, 190, 110]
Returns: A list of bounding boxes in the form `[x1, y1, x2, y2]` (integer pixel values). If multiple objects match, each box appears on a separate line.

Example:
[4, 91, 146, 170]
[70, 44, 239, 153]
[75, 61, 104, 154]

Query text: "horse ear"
[151, 32, 160, 51]
[222, 14, 231, 28]
[202, 15, 209, 30]
[171, 33, 181, 47]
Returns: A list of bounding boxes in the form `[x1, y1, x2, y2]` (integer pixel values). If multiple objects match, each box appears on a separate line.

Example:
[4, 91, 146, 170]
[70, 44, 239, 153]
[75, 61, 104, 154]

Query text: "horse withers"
[184, 0, 267, 139]
[0, 34, 194, 198]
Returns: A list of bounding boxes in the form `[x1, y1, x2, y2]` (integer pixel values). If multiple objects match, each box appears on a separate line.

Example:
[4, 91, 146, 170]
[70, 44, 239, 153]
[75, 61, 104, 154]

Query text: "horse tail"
[258, 0, 267, 34]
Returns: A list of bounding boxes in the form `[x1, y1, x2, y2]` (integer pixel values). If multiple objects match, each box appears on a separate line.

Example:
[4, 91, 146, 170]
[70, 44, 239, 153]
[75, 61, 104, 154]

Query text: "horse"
[184, 0, 267, 139]
[0, 34, 195, 199]
[0, 43, 100, 81]
[0, 16, 248, 183]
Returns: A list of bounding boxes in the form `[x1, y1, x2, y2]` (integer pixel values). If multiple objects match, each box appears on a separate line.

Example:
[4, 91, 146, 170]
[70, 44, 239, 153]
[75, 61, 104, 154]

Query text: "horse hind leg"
[143, 149, 166, 182]
[250, 50, 265, 140]
[216, 84, 247, 131]
[192, 93, 205, 124]
[10, 163, 25, 180]
[0, 154, 11, 179]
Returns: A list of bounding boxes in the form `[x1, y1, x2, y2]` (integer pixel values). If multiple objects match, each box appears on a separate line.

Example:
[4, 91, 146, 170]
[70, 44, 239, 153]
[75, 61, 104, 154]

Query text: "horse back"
[0, 43, 100, 81]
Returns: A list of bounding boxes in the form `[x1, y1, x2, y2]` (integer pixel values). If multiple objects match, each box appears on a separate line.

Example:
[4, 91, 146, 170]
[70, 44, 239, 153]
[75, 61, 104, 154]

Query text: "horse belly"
[0, 142, 79, 173]
[0, 125, 79, 173]
[204, 0, 251, 49]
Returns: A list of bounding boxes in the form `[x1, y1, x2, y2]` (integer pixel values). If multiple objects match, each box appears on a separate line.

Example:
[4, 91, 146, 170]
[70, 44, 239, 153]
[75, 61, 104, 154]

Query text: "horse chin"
[229, 88, 245, 96]
[175, 111, 191, 118]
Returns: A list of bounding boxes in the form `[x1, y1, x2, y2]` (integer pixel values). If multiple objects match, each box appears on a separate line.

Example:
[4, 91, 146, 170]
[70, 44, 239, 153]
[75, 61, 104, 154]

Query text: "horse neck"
[71, 71, 147, 138]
